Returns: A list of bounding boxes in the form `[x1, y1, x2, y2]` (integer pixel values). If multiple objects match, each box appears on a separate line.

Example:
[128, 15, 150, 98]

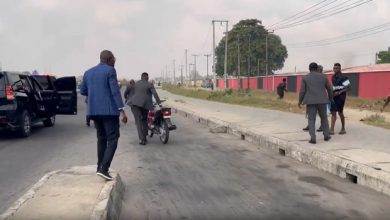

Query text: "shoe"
[339, 129, 346, 135]
[329, 131, 335, 135]
[324, 136, 331, 141]
[316, 128, 323, 132]
[97, 170, 113, 181]
[308, 140, 316, 144]
[302, 126, 309, 131]
[139, 140, 146, 145]
[86, 122, 90, 127]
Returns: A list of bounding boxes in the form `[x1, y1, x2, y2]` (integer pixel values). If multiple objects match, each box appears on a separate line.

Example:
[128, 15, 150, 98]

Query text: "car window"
[30, 77, 43, 91]
[33, 76, 53, 90]
[7, 73, 21, 86]
[0, 73, 5, 91]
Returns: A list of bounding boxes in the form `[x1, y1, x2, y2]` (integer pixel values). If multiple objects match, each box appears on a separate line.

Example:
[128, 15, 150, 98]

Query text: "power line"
[272, 0, 355, 29]
[287, 22, 390, 48]
[273, 0, 373, 30]
[267, 0, 333, 29]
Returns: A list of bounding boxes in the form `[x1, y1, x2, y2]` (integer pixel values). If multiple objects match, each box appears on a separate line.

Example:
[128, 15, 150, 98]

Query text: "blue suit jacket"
[80, 63, 124, 116]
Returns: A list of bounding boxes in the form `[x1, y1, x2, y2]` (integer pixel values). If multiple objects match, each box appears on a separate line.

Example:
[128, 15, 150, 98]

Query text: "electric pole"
[212, 20, 229, 90]
[204, 54, 211, 79]
[185, 49, 188, 85]
[179, 64, 184, 85]
[173, 59, 176, 84]
[247, 34, 251, 90]
[189, 64, 194, 86]
[265, 30, 274, 92]
[192, 54, 198, 87]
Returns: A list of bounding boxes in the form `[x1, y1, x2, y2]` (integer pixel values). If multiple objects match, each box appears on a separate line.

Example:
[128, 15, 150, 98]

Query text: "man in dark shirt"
[330, 63, 351, 135]
[277, 78, 288, 99]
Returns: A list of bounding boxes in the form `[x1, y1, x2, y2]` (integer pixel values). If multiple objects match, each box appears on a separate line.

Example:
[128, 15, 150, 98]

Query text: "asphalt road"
[1, 94, 390, 219]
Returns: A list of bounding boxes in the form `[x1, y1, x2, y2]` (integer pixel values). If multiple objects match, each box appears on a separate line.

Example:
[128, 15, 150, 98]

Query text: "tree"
[376, 48, 390, 64]
[215, 19, 288, 76]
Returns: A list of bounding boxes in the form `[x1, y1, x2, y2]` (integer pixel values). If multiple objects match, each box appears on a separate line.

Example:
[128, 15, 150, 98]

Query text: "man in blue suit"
[80, 50, 128, 181]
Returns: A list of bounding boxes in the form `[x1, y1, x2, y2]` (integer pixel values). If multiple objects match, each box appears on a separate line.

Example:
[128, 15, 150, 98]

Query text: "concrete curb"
[0, 166, 124, 220]
[171, 105, 390, 197]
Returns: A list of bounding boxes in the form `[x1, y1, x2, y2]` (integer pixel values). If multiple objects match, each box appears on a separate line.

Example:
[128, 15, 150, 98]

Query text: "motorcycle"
[147, 100, 176, 144]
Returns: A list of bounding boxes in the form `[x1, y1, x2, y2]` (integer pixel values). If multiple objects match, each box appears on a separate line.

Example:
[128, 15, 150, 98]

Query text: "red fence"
[217, 70, 390, 99]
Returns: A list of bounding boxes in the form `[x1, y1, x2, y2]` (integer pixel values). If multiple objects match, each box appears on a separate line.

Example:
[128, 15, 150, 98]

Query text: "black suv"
[0, 71, 77, 137]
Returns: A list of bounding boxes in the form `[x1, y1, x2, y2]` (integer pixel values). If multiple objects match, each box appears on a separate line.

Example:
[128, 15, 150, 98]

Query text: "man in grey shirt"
[127, 72, 161, 145]
[299, 62, 333, 144]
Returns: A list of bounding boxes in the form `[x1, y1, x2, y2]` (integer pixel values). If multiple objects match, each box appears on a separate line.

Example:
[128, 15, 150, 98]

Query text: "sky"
[0, 0, 389, 80]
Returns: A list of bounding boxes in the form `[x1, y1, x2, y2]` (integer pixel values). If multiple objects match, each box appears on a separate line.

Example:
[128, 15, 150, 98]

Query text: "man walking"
[303, 65, 325, 132]
[80, 50, 128, 180]
[277, 78, 288, 99]
[128, 72, 161, 145]
[330, 63, 351, 135]
[299, 62, 333, 144]
[124, 79, 135, 103]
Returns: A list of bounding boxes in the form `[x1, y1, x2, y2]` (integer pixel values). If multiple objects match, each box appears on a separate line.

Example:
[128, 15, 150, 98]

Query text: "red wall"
[359, 72, 390, 98]
[296, 75, 303, 93]
[216, 71, 390, 99]
[218, 79, 224, 89]
[249, 78, 257, 89]
[229, 79, 239, 90]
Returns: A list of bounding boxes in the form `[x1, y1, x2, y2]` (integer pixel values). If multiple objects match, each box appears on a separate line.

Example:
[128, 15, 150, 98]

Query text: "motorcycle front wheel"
[159, 121, 170, 144]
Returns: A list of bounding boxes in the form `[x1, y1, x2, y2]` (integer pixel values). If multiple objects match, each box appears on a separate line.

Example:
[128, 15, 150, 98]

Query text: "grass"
[361, 114, 390, 129]
[163, 84, 305, 114]
[163, 84, 390, 113]
[163, 84, 390, 130]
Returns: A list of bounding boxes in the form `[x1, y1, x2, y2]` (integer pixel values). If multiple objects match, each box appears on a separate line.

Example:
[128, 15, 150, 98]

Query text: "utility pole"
[224, 21, 229, 89]
[192, 54, 198, 87]
[265, 30, 274, 93]
[257, 59, 260, 76]
[237, 35, 241, 90]
[185, 49, 188, 85]
[212, 19, 229, 90]
[189, 64, 194, 86]
[375, 52, 378, 64]
[165, 65, 168, 84]
[173, 59, 176, 84]
[204, 54, 211, 79]
[247, 34, 251, 90]
[179, 65, 184, 85]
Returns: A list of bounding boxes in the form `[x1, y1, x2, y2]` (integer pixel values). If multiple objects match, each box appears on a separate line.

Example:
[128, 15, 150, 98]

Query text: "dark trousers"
[306, 104, 330, 140]
[93, 116, 120, 172]
[131, 106, 149, 142]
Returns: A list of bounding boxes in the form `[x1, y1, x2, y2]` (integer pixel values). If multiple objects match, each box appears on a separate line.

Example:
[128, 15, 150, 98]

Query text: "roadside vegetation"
[162, 84, 390, 129]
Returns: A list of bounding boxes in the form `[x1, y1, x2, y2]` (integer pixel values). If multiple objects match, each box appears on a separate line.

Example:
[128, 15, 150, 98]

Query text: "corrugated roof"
[339, 64, 390, 73]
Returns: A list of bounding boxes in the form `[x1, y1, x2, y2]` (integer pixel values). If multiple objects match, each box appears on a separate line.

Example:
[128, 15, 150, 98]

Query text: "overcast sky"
[0, 0, 389, 79]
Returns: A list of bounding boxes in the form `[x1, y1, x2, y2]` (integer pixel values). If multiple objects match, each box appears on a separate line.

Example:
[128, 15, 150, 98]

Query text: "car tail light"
[163, 111, 171, 117]
[6, 85, 14, 101]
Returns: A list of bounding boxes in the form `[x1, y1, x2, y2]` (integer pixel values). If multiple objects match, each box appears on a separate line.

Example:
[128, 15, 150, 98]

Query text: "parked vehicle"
[0, 71, 77, 137]
[147, 100, 176, 144]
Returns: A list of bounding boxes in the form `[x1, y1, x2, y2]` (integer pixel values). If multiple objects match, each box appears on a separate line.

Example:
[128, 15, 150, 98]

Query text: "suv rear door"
[53, 76, 77, 115]
[31, 75, 58, 117]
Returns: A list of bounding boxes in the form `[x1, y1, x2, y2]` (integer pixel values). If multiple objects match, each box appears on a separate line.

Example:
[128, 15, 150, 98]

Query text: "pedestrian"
[124, 79, 135, 103]
[80, 50, 128, 181]
[127, 72, 161, 145]
[277, 78, 288, 99]
[330, 63, 351, 135]
[298, 62, 333, 144]
[303, 65, 325, 132]
[381, 93, 390, 112]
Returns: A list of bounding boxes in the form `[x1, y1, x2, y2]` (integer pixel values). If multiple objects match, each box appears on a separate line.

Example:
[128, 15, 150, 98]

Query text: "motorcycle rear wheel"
[159, 121, 170, 144]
